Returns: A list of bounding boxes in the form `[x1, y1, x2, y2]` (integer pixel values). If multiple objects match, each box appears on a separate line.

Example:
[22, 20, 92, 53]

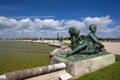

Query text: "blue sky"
[0, 0, 120, 38]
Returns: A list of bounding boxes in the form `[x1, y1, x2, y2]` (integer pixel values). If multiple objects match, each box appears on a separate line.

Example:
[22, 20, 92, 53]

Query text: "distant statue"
[66, 24, 106, 57]
[69, 27, 81, 50]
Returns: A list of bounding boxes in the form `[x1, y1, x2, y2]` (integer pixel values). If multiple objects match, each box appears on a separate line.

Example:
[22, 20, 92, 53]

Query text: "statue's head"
[89, 24, 97, 33]
[69, 27, 75, 35]
[69, 27, 80, 37]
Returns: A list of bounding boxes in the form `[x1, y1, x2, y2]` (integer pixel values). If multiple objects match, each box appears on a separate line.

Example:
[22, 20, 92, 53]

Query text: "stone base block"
[51, 54, 115, 79]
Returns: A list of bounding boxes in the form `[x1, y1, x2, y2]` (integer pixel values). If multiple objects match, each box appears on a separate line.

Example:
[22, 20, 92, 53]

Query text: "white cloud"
[0, 16, 119, 38]
[64, 20, 87, 35]
[17, 18, 33, 30]
[84, 15, 112, 26]
[64, 20, 85, 29]
[34, 19, 60, 30]
[0, 16, 17, 29]
[83, 15, 113, 34]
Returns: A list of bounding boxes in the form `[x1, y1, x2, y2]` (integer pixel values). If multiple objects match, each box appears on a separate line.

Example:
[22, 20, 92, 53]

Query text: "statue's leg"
[80, 49, 95, 54]
[100, 48, 109, 54]
[79, 41, 97, 55]
[67, 40, 88, 56]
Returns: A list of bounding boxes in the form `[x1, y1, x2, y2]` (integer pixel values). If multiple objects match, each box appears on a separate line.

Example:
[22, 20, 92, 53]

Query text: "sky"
[0, 0, 120, 38]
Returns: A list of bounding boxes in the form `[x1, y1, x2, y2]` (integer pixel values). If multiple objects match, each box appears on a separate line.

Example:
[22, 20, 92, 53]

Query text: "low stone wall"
[0, 63, 72, 80]
[48, 42, 66, 48]
[49, 47, 71, 57]
[24, 40, 67, 48]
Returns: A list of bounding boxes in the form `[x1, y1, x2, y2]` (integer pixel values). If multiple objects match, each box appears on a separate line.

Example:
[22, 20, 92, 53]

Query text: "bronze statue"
[66, 24, 106, 57]
[69, 27, 81, 50]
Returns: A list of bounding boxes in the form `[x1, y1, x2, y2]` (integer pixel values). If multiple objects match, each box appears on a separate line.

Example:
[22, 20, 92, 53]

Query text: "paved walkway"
[102, 42, 120, 55]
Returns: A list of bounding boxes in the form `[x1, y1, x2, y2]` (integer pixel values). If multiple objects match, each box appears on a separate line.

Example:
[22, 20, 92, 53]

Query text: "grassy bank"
[1, 40, 120, 80]
[0, 40, 56, 75]
[76, 55, 120, 80]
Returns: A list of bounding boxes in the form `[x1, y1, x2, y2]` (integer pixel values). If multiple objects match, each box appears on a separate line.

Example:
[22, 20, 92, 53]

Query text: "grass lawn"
[0, 40, 56, 75]
[0, 40, 120, 80]
[76, 55, 120, 80]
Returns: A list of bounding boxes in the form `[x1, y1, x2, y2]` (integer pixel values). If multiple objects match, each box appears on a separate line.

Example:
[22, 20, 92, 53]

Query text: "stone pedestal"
[51, 54, 115, 79]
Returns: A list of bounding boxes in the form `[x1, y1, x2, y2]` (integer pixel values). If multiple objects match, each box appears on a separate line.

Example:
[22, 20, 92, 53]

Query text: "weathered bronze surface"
[69, 27, 81, 50]
[59, 52, 110, 62]
[59, 24, 109, 61]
